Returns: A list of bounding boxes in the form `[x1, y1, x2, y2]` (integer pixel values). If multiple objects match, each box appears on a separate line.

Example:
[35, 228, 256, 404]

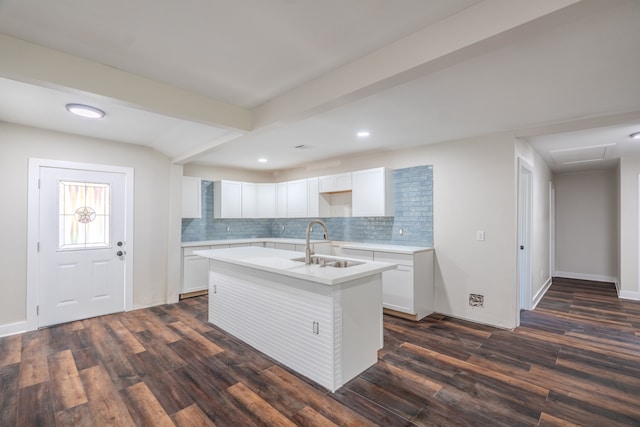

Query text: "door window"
[58, 180, 111, 249]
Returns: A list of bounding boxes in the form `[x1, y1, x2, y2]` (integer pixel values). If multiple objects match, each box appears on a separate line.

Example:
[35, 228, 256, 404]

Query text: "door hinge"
[37, 178, 40, 189]
[37, 242, 40, 252]
[212, 284, 217, 294]
[312, 321, 320, 335]
[36, 305, 39, 315]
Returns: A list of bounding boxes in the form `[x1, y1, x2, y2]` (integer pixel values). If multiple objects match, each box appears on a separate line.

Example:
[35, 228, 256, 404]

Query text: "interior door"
[517, 160, 533, 318]
[38, 166, 127, 327]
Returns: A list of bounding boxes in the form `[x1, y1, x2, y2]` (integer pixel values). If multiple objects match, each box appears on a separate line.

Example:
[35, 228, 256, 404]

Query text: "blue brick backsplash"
[182, 165, 433, 247]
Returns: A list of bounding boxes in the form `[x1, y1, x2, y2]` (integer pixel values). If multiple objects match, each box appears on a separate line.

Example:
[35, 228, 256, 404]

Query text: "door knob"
[117, 251, 124, 256]
[117, 241, 124, 247]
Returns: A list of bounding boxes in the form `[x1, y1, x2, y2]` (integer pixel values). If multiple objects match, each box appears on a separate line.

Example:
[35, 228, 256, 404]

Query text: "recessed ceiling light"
[66, 103, 105, 119]
[258, 158, 268, 163]
[357, 131, 370, 138]
[630, 131, 640, 140]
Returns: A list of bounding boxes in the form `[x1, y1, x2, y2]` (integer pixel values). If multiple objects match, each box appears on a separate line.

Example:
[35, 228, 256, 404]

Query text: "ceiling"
[1, 0, 640, 173]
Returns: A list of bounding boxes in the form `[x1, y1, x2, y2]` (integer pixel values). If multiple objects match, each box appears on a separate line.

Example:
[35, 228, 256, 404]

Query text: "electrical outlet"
[469, 294, 484, 307]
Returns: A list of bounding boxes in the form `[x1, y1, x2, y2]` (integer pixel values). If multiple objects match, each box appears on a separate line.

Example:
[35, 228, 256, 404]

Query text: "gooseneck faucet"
[305, 219, 329, 264]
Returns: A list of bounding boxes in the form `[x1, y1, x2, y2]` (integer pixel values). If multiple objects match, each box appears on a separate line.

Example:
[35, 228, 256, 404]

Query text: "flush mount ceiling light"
[630, 131, 640, 140]
[258, 158, 268, 163]
[65, 103, 105, 119]
[356, 130, 370, 138]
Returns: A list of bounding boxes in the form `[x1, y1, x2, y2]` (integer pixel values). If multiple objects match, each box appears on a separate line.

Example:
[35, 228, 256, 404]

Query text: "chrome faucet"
[305, 219, 329, 264]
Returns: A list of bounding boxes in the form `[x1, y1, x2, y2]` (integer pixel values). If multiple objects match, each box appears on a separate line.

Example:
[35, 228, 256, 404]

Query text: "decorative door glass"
[58, 181, 111, 249]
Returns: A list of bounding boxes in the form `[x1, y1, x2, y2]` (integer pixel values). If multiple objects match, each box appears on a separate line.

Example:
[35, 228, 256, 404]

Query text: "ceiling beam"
[253, 0, 584, 130]
[0, 33, 252, 132]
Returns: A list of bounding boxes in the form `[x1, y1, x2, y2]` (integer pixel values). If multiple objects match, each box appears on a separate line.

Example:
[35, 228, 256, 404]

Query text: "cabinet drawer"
[374, 251, 413, 266]
[341, 248, 374, 261]
[183, 245, 210, 256]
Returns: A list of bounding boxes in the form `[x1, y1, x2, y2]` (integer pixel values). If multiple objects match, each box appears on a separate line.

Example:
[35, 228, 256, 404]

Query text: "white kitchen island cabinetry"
[195, 246, 395, 392]
[341, 244, 434, 320]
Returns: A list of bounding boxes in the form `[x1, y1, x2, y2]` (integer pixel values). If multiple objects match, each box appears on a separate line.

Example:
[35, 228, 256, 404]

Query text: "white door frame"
[549, 181, 556, 278]
[26, 158, 134, 331]
[516, 158, 534, 325]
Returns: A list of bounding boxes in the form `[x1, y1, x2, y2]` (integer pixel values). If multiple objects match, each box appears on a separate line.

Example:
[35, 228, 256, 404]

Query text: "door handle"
[117, 251, 124, 257]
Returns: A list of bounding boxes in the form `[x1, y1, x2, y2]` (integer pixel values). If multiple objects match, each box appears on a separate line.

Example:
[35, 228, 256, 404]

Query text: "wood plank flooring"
[1, 277, 639, 426]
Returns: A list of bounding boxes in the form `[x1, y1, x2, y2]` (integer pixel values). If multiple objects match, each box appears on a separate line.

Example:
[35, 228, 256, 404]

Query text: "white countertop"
[340, 243, 433, 254]
[194, 246, 396, 286]
[182, 238, 330, 247]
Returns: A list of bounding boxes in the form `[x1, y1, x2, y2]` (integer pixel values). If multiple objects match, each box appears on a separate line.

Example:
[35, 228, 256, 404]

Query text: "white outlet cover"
[476, 230, 485, 241]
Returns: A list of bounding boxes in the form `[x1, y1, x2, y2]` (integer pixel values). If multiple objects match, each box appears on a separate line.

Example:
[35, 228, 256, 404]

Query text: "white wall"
[271, 133, 519, 328]
[0, 122, 177, 332]
[516, 140, 553, 305]
[554, 169, 618, 282]
[620, 155, 640, 299]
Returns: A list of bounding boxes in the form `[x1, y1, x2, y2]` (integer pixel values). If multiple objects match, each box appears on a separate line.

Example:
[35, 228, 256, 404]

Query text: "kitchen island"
[194, 246, 396, 392]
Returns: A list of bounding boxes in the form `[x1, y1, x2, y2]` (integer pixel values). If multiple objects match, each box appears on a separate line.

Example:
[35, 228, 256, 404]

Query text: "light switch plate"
[476, 230, 485, 241]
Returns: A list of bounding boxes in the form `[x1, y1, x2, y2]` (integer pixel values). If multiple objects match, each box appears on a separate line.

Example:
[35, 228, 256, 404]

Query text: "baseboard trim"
[554, 271, 617, 284]
[532, 276, 553, 310]
[619, 290, 640, 301]
[0, 320, 29, 338]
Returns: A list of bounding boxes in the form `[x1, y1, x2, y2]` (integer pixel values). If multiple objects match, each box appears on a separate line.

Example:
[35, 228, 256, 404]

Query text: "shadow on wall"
[182, 165, 433, 247]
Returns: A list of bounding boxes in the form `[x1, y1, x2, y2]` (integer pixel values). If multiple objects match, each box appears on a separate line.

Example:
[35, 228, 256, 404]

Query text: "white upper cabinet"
[182, 176, 202, 218]
[352, 167, 394, 217]
[276, 182, 288, 218]
[319, 172, 352, 193]
[287, 179, 308, 218]
[241, 182, 258, 218]
[214, 180, 242, 218]
[257, 183, 276, 218]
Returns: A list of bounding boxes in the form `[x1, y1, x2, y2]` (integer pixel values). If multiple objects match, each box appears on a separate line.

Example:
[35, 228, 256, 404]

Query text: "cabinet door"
[182, 256, 210, 293]
[181, 176, 202, 218]
[318, 175, 335, 193]
[287, 179, 308, 218]
[241, 182, 258, 218]
[333, 173, 352, 192]
[214, 180, 242, 218]
[307, 177, 319, 217]
[352, 168, 393, 216]
[319, 173, 352, 193]
[382, 266, 414, 314]
[257, 183, 276, 218]
[276, 182, 288, 218]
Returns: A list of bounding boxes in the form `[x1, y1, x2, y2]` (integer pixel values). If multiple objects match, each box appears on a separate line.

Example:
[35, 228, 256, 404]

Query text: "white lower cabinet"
[183, 254, 210, 294]
[342, 247, 434, 320]
[382, 265, 414, 313]
[182, 244, 229, 295]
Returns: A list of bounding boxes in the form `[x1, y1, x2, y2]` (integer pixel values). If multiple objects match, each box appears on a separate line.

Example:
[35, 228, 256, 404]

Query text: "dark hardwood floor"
[1, 277, 640, 426]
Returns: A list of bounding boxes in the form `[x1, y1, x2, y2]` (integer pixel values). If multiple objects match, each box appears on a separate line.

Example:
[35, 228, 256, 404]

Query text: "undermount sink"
[291, 256, 364, 268]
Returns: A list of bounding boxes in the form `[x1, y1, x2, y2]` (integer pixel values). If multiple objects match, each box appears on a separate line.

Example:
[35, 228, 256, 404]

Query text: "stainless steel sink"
[291, 256, 364, 268]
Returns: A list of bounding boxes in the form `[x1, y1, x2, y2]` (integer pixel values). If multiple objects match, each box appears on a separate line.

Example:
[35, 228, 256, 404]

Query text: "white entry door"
[38, 166, 128, 327]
